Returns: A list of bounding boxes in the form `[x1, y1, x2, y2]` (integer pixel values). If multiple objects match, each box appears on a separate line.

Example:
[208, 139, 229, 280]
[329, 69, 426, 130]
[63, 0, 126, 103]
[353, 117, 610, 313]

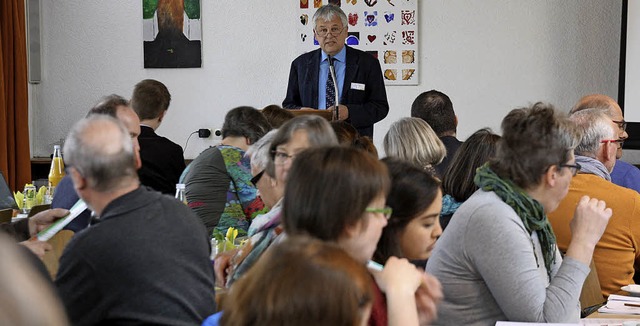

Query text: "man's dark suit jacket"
[282, 46, 389, 138]
[138, 125, 186, 195]
[435, 136, 463, 178]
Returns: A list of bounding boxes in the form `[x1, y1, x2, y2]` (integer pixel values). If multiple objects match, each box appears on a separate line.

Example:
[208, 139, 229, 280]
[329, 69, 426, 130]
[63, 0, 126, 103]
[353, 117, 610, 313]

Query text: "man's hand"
[28, 208, 69, 236]
[565, 196, 612, 265]
[19, 239, 52, 259]
[328, 104, 349, 120]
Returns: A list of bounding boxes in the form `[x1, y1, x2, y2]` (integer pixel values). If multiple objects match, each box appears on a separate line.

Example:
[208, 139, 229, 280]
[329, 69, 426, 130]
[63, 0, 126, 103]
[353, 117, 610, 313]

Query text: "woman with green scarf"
[426, 103, 612, 325]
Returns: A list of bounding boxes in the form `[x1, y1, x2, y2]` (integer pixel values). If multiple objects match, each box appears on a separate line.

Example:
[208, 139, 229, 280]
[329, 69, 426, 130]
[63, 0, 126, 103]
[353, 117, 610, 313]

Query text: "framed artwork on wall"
[142, 0, 202, 68]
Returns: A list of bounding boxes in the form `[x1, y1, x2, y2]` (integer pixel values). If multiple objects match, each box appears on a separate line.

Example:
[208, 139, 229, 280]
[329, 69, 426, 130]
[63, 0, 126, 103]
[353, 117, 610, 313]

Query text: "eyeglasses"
[314, 26, 345, 37]
[272, 150, 295, 165]
[251, 170, 265, 187]
[601, 139, 624, 146]
[365, 206, 393, 220]
[612, 120, 627, 131]
[558, 162, 582, 176]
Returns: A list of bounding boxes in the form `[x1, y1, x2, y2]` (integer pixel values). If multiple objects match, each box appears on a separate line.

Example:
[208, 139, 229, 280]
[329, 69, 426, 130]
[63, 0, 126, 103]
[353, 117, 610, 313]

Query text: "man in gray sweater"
[55, 115, 216, 325]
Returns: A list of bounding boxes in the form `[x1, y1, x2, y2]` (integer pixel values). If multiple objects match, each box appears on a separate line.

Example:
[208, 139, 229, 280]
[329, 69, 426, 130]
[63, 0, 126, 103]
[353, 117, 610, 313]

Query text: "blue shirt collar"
[321, 46, 347, 63]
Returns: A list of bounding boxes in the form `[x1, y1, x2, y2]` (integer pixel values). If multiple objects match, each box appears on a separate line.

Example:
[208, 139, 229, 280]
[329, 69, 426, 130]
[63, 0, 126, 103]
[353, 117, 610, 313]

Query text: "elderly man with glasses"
[282, 4, 389, 138]
[548, 107, 640, 298]
[570, 94, 640, 193]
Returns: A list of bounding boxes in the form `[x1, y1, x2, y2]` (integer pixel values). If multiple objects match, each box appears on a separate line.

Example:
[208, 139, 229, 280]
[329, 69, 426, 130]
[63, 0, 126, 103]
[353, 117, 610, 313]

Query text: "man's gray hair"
[313, 4, 347, 28]
[246, 129, 278, 172]
[570, 108, 616, 157]
[64, 115, 137, 192]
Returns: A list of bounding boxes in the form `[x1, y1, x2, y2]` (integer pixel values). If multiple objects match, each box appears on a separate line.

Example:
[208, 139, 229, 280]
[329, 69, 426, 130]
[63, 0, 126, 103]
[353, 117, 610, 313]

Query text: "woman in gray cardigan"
[426, 103, 611, 325]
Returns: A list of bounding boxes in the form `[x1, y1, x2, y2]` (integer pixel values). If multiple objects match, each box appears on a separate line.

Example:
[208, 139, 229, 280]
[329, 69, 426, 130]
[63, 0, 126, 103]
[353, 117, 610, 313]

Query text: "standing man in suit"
[283, 4, 389, 138]
[130, 79, 185, 195]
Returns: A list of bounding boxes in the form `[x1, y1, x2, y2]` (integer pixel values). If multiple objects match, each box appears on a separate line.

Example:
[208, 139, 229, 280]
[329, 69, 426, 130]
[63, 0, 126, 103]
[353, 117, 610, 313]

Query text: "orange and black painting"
[143, 0, 201, 68]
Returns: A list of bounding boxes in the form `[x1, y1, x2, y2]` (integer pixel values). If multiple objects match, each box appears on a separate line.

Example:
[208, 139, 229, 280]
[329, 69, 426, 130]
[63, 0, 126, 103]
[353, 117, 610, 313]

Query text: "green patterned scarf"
[474, 164, 557, 277]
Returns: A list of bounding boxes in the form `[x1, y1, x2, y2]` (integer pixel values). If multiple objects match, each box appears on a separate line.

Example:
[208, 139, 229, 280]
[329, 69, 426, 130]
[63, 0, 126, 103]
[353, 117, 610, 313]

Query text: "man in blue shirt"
[51, 95, 141, 231]
[283, 4, 389, 138]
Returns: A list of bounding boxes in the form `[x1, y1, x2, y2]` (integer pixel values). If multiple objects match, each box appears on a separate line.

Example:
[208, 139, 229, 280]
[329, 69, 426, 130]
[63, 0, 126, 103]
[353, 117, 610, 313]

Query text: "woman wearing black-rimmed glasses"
[427, 103, 611, 325]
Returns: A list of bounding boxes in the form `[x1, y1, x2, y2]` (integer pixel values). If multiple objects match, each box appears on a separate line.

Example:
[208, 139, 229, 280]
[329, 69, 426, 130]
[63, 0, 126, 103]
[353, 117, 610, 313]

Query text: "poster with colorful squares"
[297, 0, 418, 86]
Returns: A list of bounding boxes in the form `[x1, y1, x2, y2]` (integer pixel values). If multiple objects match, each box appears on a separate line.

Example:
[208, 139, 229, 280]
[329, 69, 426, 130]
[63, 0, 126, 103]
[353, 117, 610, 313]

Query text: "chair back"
[580, 259, 605, 309]
[42, 230, 75, 279]
[0, 208, 12, 223]
[27, 204, 51, 217]
[0, 171, 17, 210]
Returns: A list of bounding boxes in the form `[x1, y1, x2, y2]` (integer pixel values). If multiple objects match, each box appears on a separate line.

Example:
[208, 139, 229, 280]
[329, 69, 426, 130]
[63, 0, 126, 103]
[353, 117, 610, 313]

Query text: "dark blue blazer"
[282, 46, 389, 138]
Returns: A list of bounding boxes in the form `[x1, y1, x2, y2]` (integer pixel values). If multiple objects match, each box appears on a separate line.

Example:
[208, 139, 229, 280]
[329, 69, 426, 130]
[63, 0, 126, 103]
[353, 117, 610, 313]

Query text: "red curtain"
[0, 0, 31, 191]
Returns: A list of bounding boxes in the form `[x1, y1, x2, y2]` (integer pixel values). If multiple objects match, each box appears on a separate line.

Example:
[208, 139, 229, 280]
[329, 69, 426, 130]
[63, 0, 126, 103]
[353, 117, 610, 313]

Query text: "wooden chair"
[0, 208, 12, 223]
[42, 230, 74, 279]
[580, 259, 605, 310]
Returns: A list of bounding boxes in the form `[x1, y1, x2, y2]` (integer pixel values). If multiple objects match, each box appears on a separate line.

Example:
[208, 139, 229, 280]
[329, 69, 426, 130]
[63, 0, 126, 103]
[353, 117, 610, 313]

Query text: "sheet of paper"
[36, 199, 87, 241]
[598, 301, 640, 315]
[495, 322, 578, 325]
[581, 319, 640, 326]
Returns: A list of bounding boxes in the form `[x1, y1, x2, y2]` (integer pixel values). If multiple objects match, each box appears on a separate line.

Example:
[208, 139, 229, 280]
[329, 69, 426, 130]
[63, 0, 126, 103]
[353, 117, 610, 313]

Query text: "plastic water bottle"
[175, 184, 187, 205]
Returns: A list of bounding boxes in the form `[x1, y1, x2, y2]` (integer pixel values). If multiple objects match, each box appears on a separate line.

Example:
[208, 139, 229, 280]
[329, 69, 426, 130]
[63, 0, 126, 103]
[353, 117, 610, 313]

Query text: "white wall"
[30, 0, 622, 159]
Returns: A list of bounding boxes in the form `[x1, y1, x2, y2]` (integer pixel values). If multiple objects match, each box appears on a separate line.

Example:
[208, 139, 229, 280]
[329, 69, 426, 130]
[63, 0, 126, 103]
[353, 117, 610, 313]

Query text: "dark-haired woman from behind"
[440, 128, 500, 230]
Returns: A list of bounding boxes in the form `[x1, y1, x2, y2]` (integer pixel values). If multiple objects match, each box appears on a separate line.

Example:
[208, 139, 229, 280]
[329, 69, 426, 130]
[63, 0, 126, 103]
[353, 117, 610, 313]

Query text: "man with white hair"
[55, 115, 216, 325]
[571, 94, 640, 193]
[282, 4, 389, 138]
[548, 108, 640, 297]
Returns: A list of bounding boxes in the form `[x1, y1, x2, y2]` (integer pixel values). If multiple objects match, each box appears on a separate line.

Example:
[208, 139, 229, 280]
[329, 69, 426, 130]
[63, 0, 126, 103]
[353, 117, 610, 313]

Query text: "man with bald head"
[51, 94, 142, 231]
[571, 94, 640, 192]
[55, 115, 215, 325]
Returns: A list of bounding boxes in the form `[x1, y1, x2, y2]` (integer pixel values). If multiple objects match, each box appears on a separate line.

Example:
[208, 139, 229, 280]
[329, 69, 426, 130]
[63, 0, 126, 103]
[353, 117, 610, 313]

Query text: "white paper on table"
[609, 295, 640, 303]
[495, 322, 578, 325]
[36, 199, 87, 241]
[597, 300, 640, 315]
[581, 319, 640, 326]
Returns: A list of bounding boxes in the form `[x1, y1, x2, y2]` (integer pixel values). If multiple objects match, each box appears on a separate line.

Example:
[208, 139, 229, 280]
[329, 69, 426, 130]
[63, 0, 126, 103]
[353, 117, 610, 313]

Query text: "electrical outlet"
[198, 129, 212, 138]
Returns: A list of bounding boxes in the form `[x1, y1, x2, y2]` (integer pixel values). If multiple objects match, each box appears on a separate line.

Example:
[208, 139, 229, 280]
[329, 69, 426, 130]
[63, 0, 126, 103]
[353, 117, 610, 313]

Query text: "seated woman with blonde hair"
[383, 117, 446, 176]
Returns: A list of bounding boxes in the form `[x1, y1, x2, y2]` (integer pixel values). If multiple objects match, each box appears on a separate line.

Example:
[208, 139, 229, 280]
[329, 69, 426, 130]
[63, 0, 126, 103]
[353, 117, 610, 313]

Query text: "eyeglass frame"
[271, 150, 296, 165]
[600, 138, 625, 152]
[612, 119, 627, 132]
[314, 25, 346, 38]
[251, 170, 265, 187]
[600, 138, 624, 145]
[558, 162, 582, 176]
[365, 206, 393, 220]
